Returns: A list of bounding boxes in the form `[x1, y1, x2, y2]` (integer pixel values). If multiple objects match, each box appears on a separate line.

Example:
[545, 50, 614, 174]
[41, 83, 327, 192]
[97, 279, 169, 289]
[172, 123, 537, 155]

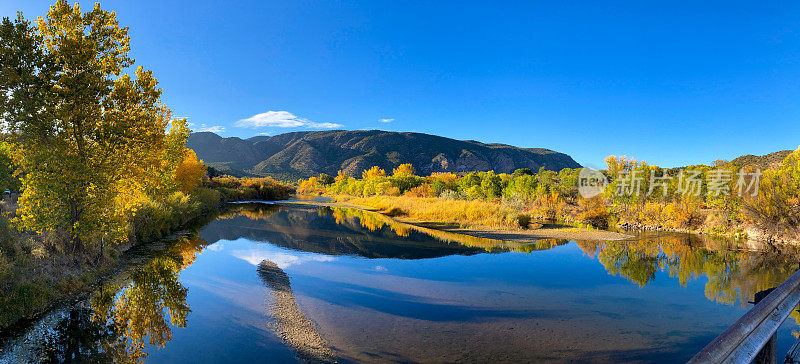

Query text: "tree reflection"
[217, 202, 281, 222]
[576, 236, 800, 307]
[38, 234, 205, 363]
[323, 206, 554, 253]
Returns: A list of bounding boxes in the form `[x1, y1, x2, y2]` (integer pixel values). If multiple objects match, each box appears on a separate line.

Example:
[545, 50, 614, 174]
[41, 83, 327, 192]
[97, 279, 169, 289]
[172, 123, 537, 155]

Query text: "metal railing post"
[753, 288, 777, 364]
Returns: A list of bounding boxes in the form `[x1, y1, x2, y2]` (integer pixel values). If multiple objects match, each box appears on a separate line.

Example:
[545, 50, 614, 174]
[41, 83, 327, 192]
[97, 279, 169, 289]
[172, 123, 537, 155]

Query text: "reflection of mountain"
[258, 260, 336, 363]
[200, 204, 493, 259]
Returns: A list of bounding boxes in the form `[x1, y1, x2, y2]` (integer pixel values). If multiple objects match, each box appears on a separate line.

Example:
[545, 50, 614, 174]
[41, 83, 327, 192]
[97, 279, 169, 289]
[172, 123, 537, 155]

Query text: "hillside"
[186, 130, 581, 179]
[726, 150, 792, 169]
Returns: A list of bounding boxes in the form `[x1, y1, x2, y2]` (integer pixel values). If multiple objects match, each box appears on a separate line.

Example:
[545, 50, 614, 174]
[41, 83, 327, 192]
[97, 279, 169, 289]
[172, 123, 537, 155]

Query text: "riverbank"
[0, 177, 295, 333]
[0, 190, 222, 333]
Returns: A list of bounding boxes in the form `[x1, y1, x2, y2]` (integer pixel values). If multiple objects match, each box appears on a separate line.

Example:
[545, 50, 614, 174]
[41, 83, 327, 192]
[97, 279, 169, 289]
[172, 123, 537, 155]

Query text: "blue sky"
[3, 1, 800, 168]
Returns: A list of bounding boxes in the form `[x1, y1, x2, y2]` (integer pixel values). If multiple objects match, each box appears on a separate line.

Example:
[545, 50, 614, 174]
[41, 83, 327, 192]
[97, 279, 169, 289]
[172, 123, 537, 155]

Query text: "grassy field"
[336, 195, 532, 230]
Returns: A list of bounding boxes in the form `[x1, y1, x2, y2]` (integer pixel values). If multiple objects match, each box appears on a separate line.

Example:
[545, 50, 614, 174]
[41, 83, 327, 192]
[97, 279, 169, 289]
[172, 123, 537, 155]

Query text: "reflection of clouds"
[232, 247, 336, 269]
[206, 242, 225, 252]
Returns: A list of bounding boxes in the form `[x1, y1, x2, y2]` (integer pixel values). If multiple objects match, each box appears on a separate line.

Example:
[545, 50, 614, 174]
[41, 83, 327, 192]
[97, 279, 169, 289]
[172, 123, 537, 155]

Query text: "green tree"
[317, 173, 334, 185]
[480, 171, 502, 198]
[0, 142, 19, 193]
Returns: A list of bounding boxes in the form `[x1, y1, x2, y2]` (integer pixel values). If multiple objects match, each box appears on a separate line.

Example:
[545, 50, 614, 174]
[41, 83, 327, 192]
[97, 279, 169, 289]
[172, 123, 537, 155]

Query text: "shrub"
[346, 195, 521, 229]
[439, 189, 467, 200]
[515, 213, 532, 228]
[206, 176, 294, 201]
[531, 192, 564, 221]
[131, 189, 221, 243]
[577, 196, 610, 228]
[405, 184, 435, 197]
[669, 197, 702, 229]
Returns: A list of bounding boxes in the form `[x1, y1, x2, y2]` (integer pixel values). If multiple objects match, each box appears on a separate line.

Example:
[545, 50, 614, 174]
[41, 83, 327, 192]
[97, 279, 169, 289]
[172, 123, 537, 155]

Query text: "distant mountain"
[186, 130, 581, 179]
[726, 150, 792, 169]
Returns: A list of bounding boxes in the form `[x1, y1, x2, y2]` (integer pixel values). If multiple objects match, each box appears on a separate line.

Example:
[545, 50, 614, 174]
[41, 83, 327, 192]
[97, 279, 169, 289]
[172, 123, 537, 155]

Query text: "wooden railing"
[689, 267, 800, 364]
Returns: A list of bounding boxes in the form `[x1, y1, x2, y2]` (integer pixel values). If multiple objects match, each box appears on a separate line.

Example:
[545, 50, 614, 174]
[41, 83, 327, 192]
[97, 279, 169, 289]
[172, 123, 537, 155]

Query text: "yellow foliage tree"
[335, 170, 350, 183]
[0, 3, 184, 249]
[577, 196, 609, 228]
[175, 149, 207, 194]
[362, 166, 386, 179]
[298, 176, 321, 194]
[392, 163, 415, 176]
[743, 147, 800, 240]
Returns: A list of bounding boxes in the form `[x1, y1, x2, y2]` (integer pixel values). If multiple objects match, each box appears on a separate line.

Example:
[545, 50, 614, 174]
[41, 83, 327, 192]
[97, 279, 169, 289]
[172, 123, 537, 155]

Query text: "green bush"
[131, 189, 222, 243]
[206, 176, 294, 201]
[515, 213, 532, 228]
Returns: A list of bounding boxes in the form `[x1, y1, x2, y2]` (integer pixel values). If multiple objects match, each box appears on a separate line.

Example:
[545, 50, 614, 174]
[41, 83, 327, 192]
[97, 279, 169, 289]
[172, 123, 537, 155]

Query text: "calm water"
[2, 203, 800, 363]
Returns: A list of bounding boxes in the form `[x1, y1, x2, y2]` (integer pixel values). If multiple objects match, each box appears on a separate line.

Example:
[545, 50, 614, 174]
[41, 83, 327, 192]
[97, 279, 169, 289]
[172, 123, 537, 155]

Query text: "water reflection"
[577, 236, 800, 337]
[5, 203, 800, 362]
[35, 235, 205, 363]
[576, 236, 800, 305]
[202, 203, 526, 259]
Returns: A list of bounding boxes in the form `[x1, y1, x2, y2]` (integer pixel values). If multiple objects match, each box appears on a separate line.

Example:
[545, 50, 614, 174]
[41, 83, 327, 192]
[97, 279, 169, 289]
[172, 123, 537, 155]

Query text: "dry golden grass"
[339, 195, 526, 229]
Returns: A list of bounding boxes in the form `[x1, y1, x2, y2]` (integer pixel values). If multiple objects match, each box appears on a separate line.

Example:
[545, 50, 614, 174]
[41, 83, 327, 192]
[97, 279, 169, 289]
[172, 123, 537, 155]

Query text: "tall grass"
[340, 195, 531, 229]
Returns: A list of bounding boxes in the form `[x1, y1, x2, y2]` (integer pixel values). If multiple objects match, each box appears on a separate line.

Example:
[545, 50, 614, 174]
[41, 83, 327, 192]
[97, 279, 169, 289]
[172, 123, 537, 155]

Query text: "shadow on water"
[3, 202, 800, 362]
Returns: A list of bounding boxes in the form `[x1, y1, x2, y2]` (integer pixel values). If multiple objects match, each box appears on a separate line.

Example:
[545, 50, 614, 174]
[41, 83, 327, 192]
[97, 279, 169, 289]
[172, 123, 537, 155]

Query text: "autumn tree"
[0, 2, 179, 250]
[392, 163, 415, 176]
[362, 166, 386, 179]
[175, 149, 207, 194]
[335, 170, 349, 183]
[743, 147, 800, 240]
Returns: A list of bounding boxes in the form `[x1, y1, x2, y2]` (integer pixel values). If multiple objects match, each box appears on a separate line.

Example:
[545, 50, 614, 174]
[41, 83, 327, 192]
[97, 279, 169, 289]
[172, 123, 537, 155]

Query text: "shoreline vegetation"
[295, 150, 800, 246]
[0, 176, 295, 333]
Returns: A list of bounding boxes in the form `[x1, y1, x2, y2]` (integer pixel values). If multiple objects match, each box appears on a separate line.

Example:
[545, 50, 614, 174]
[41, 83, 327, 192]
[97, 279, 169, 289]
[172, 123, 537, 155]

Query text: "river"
[2, 202, 799, 363]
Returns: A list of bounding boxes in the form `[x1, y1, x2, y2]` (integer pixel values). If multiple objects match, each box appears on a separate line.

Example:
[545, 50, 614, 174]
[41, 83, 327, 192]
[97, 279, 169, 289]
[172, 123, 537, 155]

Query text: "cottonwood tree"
[0, 2, 180, 251]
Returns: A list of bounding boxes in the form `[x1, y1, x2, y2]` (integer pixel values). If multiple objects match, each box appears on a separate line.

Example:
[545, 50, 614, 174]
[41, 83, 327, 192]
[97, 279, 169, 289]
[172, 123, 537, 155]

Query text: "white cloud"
[307, 122, 343, 129]
[190, 123, 225, 133]
[379, 118, 394, 123]
[236, 110, 342, 129]
[185, 121, 225, 133]
[198, 125, 226, 133]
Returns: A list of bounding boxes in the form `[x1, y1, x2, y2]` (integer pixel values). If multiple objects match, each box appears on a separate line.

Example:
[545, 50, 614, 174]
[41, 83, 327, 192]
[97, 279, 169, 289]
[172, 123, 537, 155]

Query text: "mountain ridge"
[186, 130, 582, 179]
